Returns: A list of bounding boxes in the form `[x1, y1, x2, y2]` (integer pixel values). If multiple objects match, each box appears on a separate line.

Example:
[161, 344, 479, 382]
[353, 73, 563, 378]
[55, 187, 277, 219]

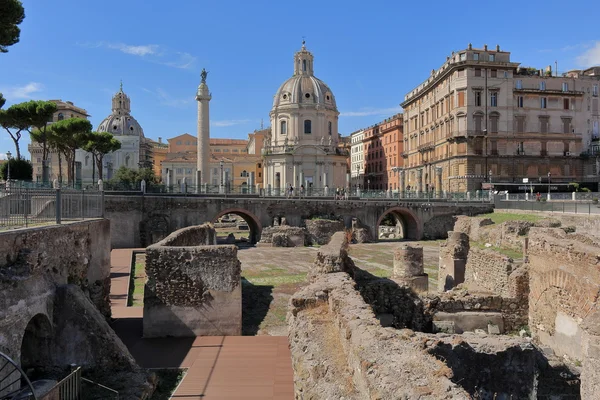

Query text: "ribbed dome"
[97, 113, 145, 137]
[272, 42, 337, 111]
[273, 75, 337, 110]
[97, 83, 145, 137]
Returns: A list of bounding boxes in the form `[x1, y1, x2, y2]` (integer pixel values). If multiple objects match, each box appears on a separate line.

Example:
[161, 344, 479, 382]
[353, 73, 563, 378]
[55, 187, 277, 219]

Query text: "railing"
[0, 184, 104, 230]
[81, 378, 119, 400]
[504, 192, 599, 201]
[496, 198, 600, 215]
[41, 367, 81, 400]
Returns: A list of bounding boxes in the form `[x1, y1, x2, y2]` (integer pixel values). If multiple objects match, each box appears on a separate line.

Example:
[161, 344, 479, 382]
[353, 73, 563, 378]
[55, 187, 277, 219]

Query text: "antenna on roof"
[260, 118, 264, 129]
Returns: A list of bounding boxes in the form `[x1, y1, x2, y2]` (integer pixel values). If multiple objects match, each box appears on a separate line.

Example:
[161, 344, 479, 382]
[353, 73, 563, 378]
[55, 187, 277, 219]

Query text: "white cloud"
[212, 119, 251, 127]
[577, 41, 600, 67]
[0, 153, 7, 160]
[0, 82, 44, 100]
[78, 41, 197, 70]
[106, 43, 158, 56]
[141, 87, 192, 108]
[340, 106, 401, 117]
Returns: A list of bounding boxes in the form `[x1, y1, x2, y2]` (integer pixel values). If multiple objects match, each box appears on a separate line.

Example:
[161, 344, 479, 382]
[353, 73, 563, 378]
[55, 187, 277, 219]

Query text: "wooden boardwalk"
[109, 249, 294, 399]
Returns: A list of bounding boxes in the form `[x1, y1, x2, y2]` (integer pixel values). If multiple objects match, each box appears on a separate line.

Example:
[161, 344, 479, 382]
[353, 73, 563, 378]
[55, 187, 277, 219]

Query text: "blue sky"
[1, 0, 599, 159]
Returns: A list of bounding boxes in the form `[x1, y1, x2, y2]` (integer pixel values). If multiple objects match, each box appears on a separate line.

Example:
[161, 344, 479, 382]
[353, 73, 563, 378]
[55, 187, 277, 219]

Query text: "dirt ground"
[238, 240, 441, 336]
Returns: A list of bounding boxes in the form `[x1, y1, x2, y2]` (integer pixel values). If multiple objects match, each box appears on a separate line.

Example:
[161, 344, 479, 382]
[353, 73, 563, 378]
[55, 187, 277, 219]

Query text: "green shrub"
[0, 158, 33, 181]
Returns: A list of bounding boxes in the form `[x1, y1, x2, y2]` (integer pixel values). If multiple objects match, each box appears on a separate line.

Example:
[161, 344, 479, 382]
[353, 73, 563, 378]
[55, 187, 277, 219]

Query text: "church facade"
[263, 43, 348, 191]
[76, 84, 150, 182]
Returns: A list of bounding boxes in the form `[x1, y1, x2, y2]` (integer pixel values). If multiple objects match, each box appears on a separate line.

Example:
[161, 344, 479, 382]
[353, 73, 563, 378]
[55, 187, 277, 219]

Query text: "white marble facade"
[263, 42, 348, 190]
[76, 83, 146, 182]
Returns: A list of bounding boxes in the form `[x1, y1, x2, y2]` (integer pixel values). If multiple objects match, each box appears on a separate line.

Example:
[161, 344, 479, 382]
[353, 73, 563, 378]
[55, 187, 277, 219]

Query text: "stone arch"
[212, 208, 262, 244]
[20, 313, 53, 371]
[376, 207, 421, 240]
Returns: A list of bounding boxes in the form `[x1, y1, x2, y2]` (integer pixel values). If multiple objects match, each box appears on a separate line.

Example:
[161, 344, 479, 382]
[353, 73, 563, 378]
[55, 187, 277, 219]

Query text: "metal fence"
[496, 198, 600, 215]
[42, 367, 81, 400]
[504, 192, 600, 201]
[0, 185, 104, 230]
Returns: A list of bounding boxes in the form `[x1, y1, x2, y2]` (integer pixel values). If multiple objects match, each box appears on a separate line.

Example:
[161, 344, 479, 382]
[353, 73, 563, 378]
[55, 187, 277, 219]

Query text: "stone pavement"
[109, 249, 294, 399]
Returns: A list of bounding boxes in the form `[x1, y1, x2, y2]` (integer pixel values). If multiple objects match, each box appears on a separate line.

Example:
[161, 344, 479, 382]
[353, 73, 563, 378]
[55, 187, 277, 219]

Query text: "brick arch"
[532, 269, 599, 319]
[212, 208, 262, 244]
[21, 313, 54, 370]
[376, 207, 421, 240]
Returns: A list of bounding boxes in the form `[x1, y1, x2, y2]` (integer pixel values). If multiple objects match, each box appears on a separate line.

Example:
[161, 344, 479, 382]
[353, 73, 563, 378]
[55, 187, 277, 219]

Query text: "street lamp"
[488, 169, 492, 183]
[220, 160, 224, 187]
[6, 151, 11, 182]
[547, 172, 551, 197]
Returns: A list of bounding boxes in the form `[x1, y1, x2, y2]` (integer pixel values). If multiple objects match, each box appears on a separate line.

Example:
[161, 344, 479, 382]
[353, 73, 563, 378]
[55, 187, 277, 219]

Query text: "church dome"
[97, 83, 145, 138]
[272, 42, 337, 111]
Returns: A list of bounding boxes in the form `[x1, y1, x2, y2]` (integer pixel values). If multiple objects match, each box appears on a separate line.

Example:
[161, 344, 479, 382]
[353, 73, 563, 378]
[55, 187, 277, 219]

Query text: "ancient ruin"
[287, 213, 598, 398]
[144, 223, 242, 337]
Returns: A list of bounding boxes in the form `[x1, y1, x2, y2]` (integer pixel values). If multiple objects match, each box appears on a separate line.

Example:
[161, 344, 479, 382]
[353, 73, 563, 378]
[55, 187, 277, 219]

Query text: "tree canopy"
[0, 0, 25, 53]
[0, 101, 30, 159]
[47, 118, 92, 185]
[81, 131, 121, 181]
[0, 93, 5, 109]
[112, 166, 157, 187]
[0, 158, 32, 181]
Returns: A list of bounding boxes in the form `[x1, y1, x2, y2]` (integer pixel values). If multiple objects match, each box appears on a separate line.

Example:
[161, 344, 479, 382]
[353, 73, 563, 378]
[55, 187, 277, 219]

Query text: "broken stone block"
[433, 321, 456, 334]
[475, 329, 487, 335]
[488, 324, 500, 335]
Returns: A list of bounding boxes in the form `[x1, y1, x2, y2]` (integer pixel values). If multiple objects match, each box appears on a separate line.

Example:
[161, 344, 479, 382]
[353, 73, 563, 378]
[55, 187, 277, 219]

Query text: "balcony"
[417, 142, 435, 153]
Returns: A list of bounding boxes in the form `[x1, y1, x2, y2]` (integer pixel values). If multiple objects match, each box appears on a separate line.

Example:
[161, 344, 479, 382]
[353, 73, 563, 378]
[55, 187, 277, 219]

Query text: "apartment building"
[381, 114, 404, 190]
[401, 44, 600, 193]
[350, 129, 365, 186]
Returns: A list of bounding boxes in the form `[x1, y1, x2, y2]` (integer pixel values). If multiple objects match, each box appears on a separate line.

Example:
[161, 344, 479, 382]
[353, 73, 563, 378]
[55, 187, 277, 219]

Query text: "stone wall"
[0, 220, 154, 398]
[144, 223, 242, 338]
[0, 220, 111, 319]
[259, 226, 306, 247]
[304, 219, 344, 245]
[438, 231, 469, 291]
[527, 227, 600, 398]
[308, 231, 355, 281]
[391, 244, 428, 293]
[465, 248, 519, 297]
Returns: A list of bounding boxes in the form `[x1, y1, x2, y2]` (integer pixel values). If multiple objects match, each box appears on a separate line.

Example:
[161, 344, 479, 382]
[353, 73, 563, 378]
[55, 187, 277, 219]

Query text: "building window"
[37, 157, 41, 163]
[541, 97, 547, 109]
[176, 168, 182, 174]
[517, 96, 524, 108]
[516, 117, 525, 133]
[504, 71, 509, 78]
[125, 155, 130, 166]
[489, 54, 495, 62]
[258, 172, 261, 178]
[490, 69, 497, 78]
[540, 81, 546, 91]
[241, 170, 248, 177]
[457, 68, 465, 78]
[562, 82, 569, 92]
[302, 60, 307, 71]
[57, 113, 64, 121]
[328, 121, 332, 135]
[176, 141, 182, 145]
[564, 98, 570, 110]
[490, 116, 499, 133]
[517, 142, 524, 154]
[516, 80, 522, 89]
[280, 120, 287, 135]
[304, 119, 312, 134]
[562, 118, 572, 134]
[459, 53, 466, 61]
[85, 155, 89, 166]
[474, 90, 482, 106]
[474, 68, 481, 77]
[474, 114, 483, 133]
[473, 53, 479, 61]
[458, 91, 465, 107]
[490, 92, 498, 107]
[593, 85, 598, 97]
[540, 117, 549, 134]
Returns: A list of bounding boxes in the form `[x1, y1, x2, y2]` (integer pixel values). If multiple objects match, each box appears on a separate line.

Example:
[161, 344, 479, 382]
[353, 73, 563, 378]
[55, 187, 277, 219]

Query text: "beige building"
[161, 133, 261, 190]
[400, 44, 600, 193]
[29, 100, 90, 183]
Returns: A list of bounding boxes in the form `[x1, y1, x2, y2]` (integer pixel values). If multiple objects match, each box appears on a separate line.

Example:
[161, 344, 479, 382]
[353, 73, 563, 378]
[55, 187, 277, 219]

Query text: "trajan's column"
[196, 68, 211, 188]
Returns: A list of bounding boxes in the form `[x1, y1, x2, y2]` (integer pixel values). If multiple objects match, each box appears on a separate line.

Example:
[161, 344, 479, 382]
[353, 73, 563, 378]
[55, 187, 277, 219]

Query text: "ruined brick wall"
[0, 219, 111, 318]
[465, 248, 518, 296]
[527, 227, 600, 396]
[144, 224, 241, 337]
[259, 226, 306, 247]
[305, 219, 345, 245]
[308, 231, 355, 280]
[438, 231, 469, 291]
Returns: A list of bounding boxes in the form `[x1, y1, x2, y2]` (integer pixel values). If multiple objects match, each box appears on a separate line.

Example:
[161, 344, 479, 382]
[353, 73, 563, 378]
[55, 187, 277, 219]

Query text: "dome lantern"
[294, 40, 314, 76]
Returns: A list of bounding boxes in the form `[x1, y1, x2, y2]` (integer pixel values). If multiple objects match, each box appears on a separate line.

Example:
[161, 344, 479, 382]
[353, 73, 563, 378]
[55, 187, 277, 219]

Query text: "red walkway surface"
[109, 249, 294, 400]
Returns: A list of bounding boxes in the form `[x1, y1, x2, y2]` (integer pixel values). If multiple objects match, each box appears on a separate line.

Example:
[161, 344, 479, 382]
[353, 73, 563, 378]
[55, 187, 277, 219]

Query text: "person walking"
[300, 184, 305, 198]
[287, 184, 294, 198]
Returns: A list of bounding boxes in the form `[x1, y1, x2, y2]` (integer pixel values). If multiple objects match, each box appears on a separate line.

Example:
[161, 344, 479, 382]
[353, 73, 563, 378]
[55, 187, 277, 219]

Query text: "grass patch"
[478, 212, 543, 224]
[364, 268, 392, 278]
[243, 273, 307, 286]
[128, 256, 146, 307]
[471, 241, 522, 259]
[149, 369, 187, 400]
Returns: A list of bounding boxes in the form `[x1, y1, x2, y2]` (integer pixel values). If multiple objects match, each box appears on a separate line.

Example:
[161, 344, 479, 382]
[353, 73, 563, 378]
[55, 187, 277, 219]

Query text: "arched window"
[303, 60, 307, 72]
[328, 121, 332, 135]
[125, 155, 130, 167]
[304, 120, 312, 134]
[280, 120, 287, 135]
[241, 170, 248, 177]
[85, 155, 89, 167]
[57, 113, 64, 121]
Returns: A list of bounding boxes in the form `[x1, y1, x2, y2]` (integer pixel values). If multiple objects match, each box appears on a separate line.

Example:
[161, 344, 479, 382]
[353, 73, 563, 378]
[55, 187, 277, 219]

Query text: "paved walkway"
[109, 249, 294, 400]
